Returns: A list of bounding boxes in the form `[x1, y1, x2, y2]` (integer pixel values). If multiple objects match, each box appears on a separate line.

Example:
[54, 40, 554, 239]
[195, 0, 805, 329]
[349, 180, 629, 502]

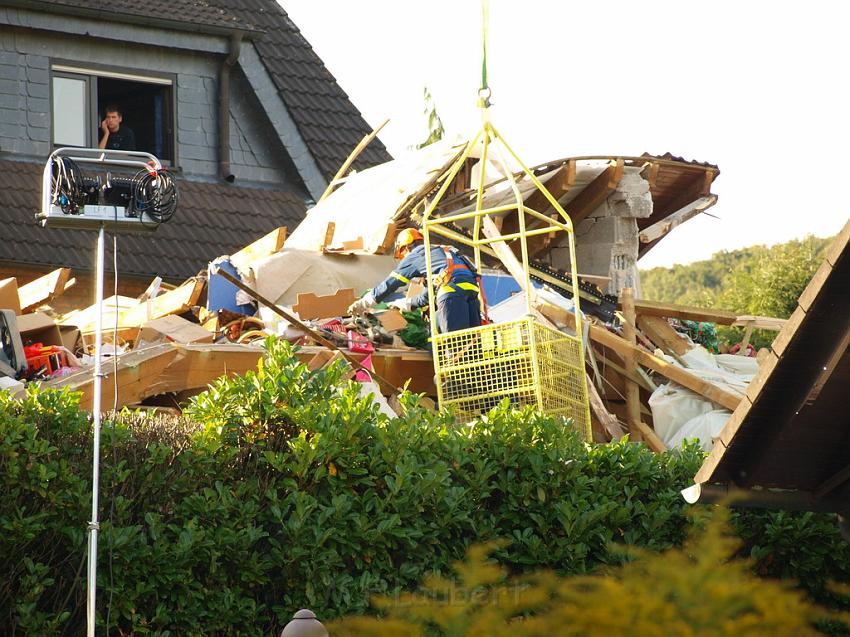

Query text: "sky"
[280, 1, 850, 268]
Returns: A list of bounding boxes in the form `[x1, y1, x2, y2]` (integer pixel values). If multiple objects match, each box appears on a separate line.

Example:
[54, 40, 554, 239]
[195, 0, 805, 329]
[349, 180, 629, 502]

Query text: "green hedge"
[1, 338, 848, 635]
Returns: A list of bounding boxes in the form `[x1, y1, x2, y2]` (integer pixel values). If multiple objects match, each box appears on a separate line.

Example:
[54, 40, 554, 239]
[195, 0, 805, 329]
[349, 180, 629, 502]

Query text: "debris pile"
[0, 140, 789, 452]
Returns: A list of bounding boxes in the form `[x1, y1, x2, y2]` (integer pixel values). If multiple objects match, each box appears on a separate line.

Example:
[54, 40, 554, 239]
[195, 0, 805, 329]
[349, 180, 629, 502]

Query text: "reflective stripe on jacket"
[371, 244, 478, 308]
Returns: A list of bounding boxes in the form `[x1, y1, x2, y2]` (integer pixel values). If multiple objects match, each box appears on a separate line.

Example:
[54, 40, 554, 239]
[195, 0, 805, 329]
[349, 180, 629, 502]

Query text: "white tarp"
[648, 345, 759, 451]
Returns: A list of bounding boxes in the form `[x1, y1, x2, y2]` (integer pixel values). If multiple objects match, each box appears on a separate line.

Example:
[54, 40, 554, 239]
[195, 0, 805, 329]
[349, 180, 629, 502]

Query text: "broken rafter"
[631, 299, 738, 326]
[639, 195, 718, 245]
[562, 159, 624, 225]
[537, 300, 741, 411]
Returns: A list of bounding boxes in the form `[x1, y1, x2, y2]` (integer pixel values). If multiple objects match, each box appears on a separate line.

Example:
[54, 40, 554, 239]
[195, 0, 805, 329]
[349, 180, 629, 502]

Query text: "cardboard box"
[16, 311, 81, 371]
[137, 315, 214, 347]
[16, 311, 63, 347]
[0, 277, 21, 315]
[59, 325, 81, 354]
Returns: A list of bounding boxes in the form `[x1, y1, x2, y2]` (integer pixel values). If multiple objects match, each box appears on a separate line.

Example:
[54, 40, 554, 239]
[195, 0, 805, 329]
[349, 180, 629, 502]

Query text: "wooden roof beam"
[563, 159, 625, 226]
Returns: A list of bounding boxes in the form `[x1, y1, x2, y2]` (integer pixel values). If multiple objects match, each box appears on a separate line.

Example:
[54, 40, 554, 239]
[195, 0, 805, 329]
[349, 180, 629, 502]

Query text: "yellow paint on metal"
[419, 112, 591, 439]
[432, 318, 591, 439]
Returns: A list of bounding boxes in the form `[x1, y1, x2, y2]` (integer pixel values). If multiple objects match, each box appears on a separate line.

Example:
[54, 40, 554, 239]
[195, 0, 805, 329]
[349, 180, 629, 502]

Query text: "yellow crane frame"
[421, 115, 591, 437]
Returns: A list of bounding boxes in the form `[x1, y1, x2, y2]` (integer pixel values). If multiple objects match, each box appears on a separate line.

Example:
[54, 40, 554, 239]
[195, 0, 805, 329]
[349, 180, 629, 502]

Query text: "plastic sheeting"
[649, 345, 758, 451]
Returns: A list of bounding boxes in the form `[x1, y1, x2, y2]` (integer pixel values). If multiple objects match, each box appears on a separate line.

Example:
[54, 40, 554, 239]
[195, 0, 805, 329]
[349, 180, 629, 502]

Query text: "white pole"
[86, 225, 105, 637]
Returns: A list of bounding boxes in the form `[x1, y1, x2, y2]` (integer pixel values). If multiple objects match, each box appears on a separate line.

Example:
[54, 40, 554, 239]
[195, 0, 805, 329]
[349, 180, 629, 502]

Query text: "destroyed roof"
[18, 0, 392, 180]
[0, 159, 305, 280]
[694, 218, 850, 513]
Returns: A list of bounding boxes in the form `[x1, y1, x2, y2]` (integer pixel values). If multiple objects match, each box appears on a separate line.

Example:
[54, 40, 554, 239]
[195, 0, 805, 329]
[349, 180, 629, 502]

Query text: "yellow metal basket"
[419, 103, 591, 440]
[433, 317, 591, 439]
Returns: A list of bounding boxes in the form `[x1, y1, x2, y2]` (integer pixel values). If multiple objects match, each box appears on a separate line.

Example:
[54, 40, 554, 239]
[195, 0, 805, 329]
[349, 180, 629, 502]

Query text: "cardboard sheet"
[249, 249, 396, 308]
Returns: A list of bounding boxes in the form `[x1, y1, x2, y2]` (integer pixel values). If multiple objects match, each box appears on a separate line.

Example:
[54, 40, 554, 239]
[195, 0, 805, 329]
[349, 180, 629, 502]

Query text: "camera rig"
[37, 147, 177, 232]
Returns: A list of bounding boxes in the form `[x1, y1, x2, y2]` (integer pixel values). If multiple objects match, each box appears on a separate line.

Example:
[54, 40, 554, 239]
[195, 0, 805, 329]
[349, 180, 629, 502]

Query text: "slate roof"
[27, 0, 259, 33]
[24, 0, 393, 180]
[0, 159, 306, 280]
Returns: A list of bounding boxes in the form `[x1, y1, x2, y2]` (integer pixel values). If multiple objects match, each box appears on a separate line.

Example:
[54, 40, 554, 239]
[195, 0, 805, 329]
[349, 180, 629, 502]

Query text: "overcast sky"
[280, 1, 850, 268]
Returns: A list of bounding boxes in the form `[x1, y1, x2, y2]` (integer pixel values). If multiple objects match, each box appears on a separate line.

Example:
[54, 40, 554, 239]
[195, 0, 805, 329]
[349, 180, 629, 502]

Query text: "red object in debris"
[355, 353, 374, 382]
[319, 319, 347, 334]
[728, 342, 757, 357]
[24, 342, 69, 376]
[347, 329, 374, 354]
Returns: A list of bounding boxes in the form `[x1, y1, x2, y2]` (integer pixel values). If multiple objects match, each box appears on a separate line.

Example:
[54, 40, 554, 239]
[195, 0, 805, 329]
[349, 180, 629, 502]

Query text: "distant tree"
[719, 236, 827, 319]
[640, 235, 832, 350]
[415, 86, 445, 149]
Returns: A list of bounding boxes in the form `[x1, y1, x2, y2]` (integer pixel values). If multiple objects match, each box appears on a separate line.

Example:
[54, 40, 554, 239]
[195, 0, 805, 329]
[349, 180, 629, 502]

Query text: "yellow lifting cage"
[421, 112, 592, 440]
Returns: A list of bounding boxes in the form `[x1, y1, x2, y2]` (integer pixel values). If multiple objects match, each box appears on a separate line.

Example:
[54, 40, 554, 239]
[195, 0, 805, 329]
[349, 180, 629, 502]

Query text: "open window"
[51, 64, 175, 164]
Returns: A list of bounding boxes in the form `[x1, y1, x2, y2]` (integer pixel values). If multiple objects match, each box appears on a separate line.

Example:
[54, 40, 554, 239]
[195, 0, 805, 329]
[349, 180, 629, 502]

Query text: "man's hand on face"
[101, 119, 109, 136]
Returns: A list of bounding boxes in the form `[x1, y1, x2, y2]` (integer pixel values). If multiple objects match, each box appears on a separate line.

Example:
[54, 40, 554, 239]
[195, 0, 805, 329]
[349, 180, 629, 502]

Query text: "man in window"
[98, 104, 136, 151]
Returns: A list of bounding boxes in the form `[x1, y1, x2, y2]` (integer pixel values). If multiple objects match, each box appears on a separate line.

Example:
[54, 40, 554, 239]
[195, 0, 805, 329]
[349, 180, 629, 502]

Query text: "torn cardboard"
[137, 315, 214, 348]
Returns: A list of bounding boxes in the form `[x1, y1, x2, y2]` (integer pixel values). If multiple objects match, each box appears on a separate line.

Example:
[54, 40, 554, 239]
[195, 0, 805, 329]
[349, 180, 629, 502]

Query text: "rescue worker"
[347, 228, 482, 334]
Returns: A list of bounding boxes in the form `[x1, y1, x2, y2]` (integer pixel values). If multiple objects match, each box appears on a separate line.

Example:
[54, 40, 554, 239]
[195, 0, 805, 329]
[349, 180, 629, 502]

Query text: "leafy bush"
[1, 338, 848, 635]
[330, 508, 850, 636]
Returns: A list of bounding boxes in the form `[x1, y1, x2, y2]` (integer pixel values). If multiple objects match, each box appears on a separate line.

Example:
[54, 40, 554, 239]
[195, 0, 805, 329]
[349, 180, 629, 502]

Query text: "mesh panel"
[433, 318, 591, 439]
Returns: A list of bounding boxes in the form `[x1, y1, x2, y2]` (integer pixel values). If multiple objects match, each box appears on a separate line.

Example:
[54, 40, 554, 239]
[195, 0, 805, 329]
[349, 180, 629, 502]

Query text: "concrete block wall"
[0, 19, 296, 190]
[551, 168, 653, 297]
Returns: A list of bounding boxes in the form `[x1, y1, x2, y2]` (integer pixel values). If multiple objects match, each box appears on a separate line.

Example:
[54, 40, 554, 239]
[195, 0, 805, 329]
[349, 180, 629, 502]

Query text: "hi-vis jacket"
[370, 244, 479, 308]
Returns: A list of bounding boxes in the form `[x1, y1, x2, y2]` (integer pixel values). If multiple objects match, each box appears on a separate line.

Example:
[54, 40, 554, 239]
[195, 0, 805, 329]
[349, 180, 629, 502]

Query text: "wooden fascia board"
[646, 168, 717, 227]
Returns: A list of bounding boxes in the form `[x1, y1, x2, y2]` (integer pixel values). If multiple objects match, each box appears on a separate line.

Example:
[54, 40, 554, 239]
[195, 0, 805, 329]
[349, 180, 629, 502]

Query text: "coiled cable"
[130, 166, 177, 224]
[50, 156, 87, 214]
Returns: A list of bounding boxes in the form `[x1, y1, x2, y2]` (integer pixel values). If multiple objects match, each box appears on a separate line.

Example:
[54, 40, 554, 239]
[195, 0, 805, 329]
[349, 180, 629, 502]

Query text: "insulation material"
[356, 381, 398, 418]
[666, 410, 731, 452]
[649, 345, 756, 450]
[649, 384, 717, 443]
[285, 139, 466, 254]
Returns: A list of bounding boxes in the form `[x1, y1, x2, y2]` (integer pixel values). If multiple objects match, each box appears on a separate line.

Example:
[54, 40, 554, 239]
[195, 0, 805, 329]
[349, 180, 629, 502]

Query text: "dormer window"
[51, 63, 175, 163]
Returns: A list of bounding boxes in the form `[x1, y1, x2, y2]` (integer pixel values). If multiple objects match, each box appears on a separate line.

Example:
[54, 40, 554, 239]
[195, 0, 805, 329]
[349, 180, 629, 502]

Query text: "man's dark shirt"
[102, 127, 136, 151]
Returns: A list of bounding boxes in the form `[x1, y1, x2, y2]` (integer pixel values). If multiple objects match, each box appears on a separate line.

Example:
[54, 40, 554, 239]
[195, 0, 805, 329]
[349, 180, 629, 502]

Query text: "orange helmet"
[393, 228, 423, 259]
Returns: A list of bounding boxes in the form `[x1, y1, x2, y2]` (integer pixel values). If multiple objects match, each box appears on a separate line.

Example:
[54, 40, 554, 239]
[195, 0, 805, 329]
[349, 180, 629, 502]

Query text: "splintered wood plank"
[324, 237, 365, 253]
[293, 288, 357, 320]
[537, 300, 741, 411]
[637, 315, 691, 356]
[586, 375, 625, 441]
[229, 227, 287, 271]
[19, 268, 73, 312]
[121, 278, 205, 328]
[322, 222, 336, 249]
[732, 315, 787, 331]
[47, 344, 179, 410]
[379, 223, 399, 255]
[632, 299, 738, 325]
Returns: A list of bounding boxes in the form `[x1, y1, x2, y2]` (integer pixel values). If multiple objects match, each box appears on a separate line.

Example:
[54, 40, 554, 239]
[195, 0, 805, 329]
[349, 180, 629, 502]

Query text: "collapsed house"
[1, 133, 800, 457]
